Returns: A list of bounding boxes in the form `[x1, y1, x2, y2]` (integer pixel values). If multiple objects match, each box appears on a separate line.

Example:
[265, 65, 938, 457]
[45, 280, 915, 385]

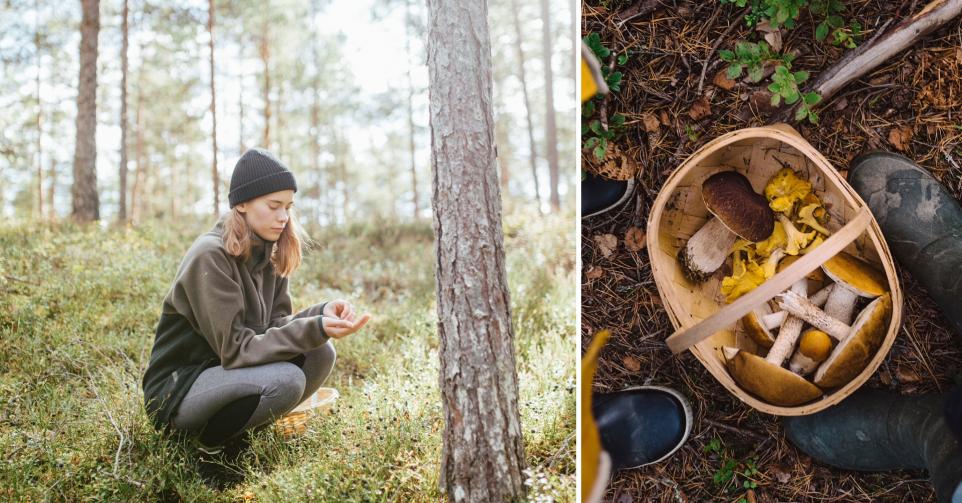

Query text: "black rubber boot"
[785, 389, 962, 502]
[582, 172, 634, 219]
[849, 151, 962, 338]
[591, 385, 692, 470]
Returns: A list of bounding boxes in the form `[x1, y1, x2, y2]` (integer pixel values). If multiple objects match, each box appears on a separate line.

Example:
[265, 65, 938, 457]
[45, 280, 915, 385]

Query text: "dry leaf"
[622, 355, 641, 372]
[594, 234, 618, 258]
[888, 126, 914, 151]
[745, 489, 757, 503]
[896, 366, 921, 383]
[689, 96, 712, 120]
[585, 265, 604, 280]
[625, 227, 647, 252]
[773, 465, 792, 484]
[879, 369, 892, 385]
[713, 70, 736, 90]
[659, 110, 670, 125]
[641, 112, 661, 133]
[756, 20, 782, 52]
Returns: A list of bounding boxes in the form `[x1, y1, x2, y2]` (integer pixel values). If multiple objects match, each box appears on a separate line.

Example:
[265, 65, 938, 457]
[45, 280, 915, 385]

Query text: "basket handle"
[665, 207, 872, 354]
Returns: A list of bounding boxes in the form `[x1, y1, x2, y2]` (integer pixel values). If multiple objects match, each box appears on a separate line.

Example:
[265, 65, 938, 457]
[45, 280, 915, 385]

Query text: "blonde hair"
[221, 206, 306, 277]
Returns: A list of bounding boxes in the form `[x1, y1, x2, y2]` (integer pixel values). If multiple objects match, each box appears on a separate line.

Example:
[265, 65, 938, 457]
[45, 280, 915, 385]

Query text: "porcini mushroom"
[788, 329, 834, 375]
[765, 255, 822, 364]
[678, 171, 775, 282]
[820, 252, 887, 325]
[775, 291, 893, 388]
[742, 305, 780, 349]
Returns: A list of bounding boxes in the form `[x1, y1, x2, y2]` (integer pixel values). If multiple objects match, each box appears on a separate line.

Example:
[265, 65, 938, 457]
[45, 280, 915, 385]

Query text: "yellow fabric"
[581, 58, 598, 103]
[580, 330, 611, 502]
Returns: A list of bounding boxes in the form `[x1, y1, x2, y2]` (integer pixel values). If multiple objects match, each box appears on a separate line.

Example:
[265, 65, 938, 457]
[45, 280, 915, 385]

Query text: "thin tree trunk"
[208, 0, 219, 215]
[310, 0, 323, 225]
[259, 24, 271, 149]
[131, 39, 145, 225]
[509, 0, 542, 210]
[238, 69, 246, 152]
[540, 0, 560, 212]
[276, 79, 285, 158]
[35, 0, 44, 220]
[405, 0, 419, 218]
[72, 0, 100, 223]
[47, 157, 56, 220]
[427, 1, 526, 501]
[118, 0, 129, 223]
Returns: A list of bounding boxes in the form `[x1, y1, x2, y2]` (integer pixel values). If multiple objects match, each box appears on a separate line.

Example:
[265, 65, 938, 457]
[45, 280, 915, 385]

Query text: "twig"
[86, 372, 126, 477]
[697, 8, 748, 94]
[616, 0, 662, 28]
[546, 431, 575, 469]
[705, 418, 768, 443]
[3, 274, 36, 285]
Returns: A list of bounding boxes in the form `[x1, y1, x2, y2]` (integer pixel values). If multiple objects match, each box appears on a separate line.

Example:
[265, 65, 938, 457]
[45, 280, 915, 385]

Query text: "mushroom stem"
[762, 311, 787, 330]
[766, 274, 809, 364]
[823, 284, 859, 325]
[809, 284, 834, 308]
[776, 290, 851, 340]
[789, 329, 833, 375]
[679, 217, 737, 282]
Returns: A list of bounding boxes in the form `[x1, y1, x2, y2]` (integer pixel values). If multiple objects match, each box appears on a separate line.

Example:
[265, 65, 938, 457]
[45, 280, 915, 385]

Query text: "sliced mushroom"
[678, 171, 775, 282]
[723, 346, 823, 406]
[820, 252, 887, 325]
[789, 329, 834, 376]
[742, 304, 778, 349]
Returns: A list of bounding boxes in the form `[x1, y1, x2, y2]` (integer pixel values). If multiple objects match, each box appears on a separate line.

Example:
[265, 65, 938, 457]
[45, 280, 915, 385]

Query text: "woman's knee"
[260, 362, 306, 410]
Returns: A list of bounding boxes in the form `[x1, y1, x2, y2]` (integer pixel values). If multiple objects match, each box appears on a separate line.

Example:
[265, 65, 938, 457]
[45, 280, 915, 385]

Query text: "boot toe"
[592, 386, 692, 470]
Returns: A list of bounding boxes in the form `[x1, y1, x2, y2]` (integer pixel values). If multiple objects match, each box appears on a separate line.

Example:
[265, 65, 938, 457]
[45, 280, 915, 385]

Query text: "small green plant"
[721, 0, 806, 29]
[769, 66, 821, 122]
[704, 437, 763, 499]
[582, 32, 629, 161]
[720, 41, 779, 82]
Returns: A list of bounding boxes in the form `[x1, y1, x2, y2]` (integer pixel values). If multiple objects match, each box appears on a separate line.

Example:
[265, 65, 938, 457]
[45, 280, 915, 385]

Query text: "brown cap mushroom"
[724, 347, 823, 406]
[742, 305, 778, 349]
[678, 171, 775, 282]
[813, 294, 893, 388]
[788, 329, 834, 376]
[820, 252, 888, 325]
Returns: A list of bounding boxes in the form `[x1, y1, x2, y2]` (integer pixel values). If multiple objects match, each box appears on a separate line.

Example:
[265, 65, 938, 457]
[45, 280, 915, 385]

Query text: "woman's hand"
[322, 313, 371, 339]
[323, 299, 357, 321]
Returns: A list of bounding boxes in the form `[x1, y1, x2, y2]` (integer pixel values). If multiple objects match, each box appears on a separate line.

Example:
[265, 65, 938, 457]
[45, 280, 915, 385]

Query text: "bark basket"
[646, 124, 903, 416]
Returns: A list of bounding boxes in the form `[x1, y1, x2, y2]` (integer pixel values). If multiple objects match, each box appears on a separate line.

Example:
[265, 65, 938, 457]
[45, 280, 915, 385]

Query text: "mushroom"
[765, 255, 822, 364]
[775, 291, 893, 388]
[820, 252, 888, 325]
[788, 329, 834, 375]
[742, 305, 781, 349]
[723, 344, 823, 406]
[678, 171, 775, 282]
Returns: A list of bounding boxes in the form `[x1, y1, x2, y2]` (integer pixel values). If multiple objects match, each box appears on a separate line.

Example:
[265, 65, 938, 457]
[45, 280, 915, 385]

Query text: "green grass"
[0, 207, 575, 502]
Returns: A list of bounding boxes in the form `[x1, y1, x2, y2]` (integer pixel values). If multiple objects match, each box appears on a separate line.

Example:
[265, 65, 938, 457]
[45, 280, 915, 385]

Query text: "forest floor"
[0, 208, 575, 501]
[582, 1, 962, 502]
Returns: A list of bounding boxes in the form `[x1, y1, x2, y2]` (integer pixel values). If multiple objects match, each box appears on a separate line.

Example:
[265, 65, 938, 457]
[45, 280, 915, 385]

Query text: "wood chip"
[688, 96, 712, 120]
[713, 70, 736, 90]
[594, 234, 618, 258]
[641, 112, 661, 133]
[625, 227, 647, 252]
[888, 126, 914, 151]
[585, 265, 604, 280]
[622, 355, 641, 372]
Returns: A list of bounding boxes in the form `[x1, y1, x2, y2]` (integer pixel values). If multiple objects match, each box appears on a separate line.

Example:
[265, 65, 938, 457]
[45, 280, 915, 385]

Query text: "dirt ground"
[581, 1, 962, 501]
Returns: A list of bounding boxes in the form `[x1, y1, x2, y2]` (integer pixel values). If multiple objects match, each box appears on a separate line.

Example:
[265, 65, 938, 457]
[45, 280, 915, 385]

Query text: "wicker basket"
[646, 124, 903, 416]
[274, 387, 339, 438]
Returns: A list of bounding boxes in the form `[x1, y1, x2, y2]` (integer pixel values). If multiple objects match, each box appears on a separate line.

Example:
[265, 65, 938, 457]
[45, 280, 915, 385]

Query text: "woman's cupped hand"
[322, 300, 371, 339]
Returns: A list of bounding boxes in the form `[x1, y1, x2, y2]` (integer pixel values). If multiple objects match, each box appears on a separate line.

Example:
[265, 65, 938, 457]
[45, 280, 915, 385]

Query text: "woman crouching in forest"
[141, 148, 370, 482]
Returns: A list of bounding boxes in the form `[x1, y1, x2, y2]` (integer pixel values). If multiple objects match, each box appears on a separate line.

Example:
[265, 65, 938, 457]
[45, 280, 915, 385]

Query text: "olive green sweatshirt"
[142, 218, 328, 430]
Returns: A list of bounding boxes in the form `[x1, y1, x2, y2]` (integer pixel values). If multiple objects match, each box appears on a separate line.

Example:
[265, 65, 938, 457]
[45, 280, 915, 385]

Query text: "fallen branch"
[780, 0, 962, 121]
[616, 0, 662, 28]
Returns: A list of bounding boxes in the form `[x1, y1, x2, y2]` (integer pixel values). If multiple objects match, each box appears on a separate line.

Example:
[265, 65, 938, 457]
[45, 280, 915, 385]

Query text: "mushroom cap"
[821, 252, 888, 298]
[702, 171, 775, 242]
[725, 348, 824, 406]
[813, 293, 893, 388]
[743, 307, 775, 349]
[798, 329, 833, 362]
[777, 255, 824, 283]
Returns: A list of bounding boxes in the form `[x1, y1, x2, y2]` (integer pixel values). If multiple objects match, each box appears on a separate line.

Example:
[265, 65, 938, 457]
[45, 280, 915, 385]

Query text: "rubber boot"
[785, 389, 962, 502]
[849, 151, 962, 338]
[582, 172, 634, 219]
[591, 385, 692, 470]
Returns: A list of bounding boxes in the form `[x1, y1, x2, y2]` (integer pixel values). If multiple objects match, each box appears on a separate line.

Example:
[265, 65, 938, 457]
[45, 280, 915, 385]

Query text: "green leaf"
[768, 81, 781, 93]
[719, 49, 735, 61]
[808, 110, 819, 123]
[771, 93, 781, 107]
[582, 100, 596, 117]
[827, 15, 844, 28]
[617, 53, 628, 65]
[593, 143, 607, 161]
[727, 64, 744, 79]
[583, 136, 599, 149]
[793, 70, 810, 83]
[785, 89, 801, 104]
[815, 22, 829, 41]
[748, 66, 765, 83]
[803, 92, 822, 105]
[610, 113, 626, 128]
[775, 65, 790, 78]
[589, 120, 603, 136]
[795, 105, 809, 121]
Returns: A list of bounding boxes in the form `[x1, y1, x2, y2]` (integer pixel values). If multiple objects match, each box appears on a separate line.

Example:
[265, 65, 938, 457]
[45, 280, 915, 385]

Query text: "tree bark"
[427, 1, 526, 501]
[310, 0, 322, 225]
[510, 0, 543, 210]
[118, 0, 129, 223]
[72, 0, 100, 223]
[208, 0, 219, 216]
[540, 0, 560, 211]
[259, 23, 271, 149]
[405, 0, 420, 218]
[35, 0, 44, 220]
[131, 37, 145, 225]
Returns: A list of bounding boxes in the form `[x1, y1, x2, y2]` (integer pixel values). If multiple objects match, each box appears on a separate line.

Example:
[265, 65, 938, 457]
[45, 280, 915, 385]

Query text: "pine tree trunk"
[405, 0, 419, 218]
[427, 1, 526, 501]
[259, 24, 271, 149]
[510, 0, 542, 210]
[35, 0, 44, 220]
[118, 0, 129, 223]
[208, 0, 219, 216]
[310, 0, 323, 225]
[540, 0, 560, 212]
[131, 44, 144, 225]
[238, 69, 246, 153]
[71, 0, 100, 223]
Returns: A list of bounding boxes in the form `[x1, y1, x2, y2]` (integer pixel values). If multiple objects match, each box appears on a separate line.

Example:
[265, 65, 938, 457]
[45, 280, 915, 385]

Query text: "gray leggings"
[171, 341, 336, 443]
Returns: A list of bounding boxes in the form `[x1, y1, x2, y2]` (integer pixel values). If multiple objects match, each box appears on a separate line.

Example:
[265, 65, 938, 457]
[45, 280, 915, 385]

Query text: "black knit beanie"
[228, 148, 298, 208]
